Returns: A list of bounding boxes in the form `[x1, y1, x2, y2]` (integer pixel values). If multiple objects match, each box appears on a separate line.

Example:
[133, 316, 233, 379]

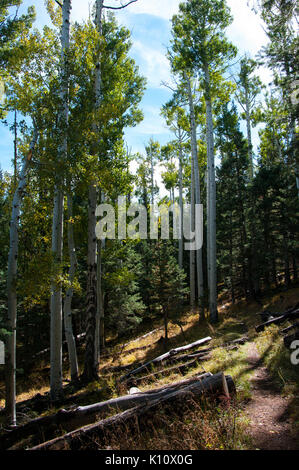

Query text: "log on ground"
[0, 373, 210, 450]
[256, 308, 299, 333]
[119, 336, 212, 382]
[125, 356, 211, 387]
[30, 372, 235, 451]
[280, 322, 299, 335]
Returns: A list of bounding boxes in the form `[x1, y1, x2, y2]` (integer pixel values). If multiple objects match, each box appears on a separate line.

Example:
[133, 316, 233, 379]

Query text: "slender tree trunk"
[150, 151, 154, 205]
[13, 110, 18, 189]
[204, 64, 218, 323]
[190, 154, 196, 309]
[185, 73, 204, 319]
[245, 89, 254, 179]
[95, 237, 105, 361]
[83, 0, 104, 382]
[206, 167, 210, 307]
[178, 133, 184, 270]
[50, 189, 64, 399]
[84, 185, 98, 381]
[50, 0, 71, 401]
[6, 129, 38, 426]
[229, 212, 235, 304]
[64, 194, 79, 382]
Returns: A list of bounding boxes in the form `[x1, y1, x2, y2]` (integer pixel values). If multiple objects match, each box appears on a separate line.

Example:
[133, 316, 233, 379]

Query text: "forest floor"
[0, 286, 298, 450]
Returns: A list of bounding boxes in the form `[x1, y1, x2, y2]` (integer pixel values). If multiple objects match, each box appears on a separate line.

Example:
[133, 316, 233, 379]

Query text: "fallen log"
[119, 336, 212, 382]
[161, 350, 211, 364]
[125, 356, 211, 386]
[30, 372, 235, 451]
[256, 309, 299, 333]
[284, 331, 299, 349]
[280, 322, 299, 335]
[0, 373, 211, 451]
[257, 310, 284, 322]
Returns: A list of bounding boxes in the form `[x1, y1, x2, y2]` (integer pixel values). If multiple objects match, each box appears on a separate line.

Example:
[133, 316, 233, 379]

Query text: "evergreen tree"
[148, 241, 189, 344]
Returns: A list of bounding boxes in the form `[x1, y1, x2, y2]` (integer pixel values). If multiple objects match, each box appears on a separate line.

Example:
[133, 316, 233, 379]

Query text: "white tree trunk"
[190, 154, 196, 309]
[63, 194, 79, 382]
[150, 151, 155, 205]
[185, 74, 204, 318]
[178, 132, 184, 270]
[204, 64, 218, 323]
[50, 0, 71, 400]
[6, 129, 38, 426]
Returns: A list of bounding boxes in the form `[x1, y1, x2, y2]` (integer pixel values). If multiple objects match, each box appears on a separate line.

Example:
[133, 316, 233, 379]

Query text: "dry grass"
[87, 398, 251, 451]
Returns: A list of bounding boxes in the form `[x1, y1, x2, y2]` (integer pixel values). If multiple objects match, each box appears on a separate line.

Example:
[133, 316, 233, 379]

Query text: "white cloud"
[227, 0, 267, 55]
[131, 40, 171, 88]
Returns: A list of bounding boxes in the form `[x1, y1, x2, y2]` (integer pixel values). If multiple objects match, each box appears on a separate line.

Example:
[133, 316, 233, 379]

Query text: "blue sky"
[0, 0, 271, 176]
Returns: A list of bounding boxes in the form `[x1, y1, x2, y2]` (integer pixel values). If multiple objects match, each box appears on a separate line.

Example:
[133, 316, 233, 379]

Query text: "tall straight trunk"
[50, 189, 64, 400]
[229, 213, 235, 304]
[245, 89, 254, 179]
[206, 167, 210, 302]
[150, 152, 154, 205]
[96, 239, 105, 354]
[204, 64, 218, 323]
[6, 129, 38, 426]
[245, 84, 259, 297]
[295, 161, 299, 199]
[178, 132, 184, 270]
[50, 0, 71, 401]
[13, 110, 18, 189]
[63, 194, 79, 382]
[185, 73, 204, 319]
[190, 154, 196, 309]
[83, 0, 104, 382]
[96, 190, 105, 364]
[84, 184, 98, 381]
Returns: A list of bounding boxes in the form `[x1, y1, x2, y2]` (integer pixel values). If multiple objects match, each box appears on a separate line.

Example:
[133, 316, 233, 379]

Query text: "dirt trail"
[245, 343, 298, 450]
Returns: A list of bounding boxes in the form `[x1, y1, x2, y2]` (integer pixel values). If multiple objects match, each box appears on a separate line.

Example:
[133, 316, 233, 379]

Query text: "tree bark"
[6, 128, 38, 426]
[63, 193, 79, 382]
[245, 88, 254, 179]
[178, 134, 184, 270]
[83, 184, 98, 381]
[83, 0, 104, 382]
[204, 64, 218, 323]
[190, 152, 196, 309]
[50, 0, 72, 401]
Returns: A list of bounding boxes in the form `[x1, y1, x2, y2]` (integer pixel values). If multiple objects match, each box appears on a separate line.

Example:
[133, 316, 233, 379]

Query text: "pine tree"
[148, 241, 189, 344]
